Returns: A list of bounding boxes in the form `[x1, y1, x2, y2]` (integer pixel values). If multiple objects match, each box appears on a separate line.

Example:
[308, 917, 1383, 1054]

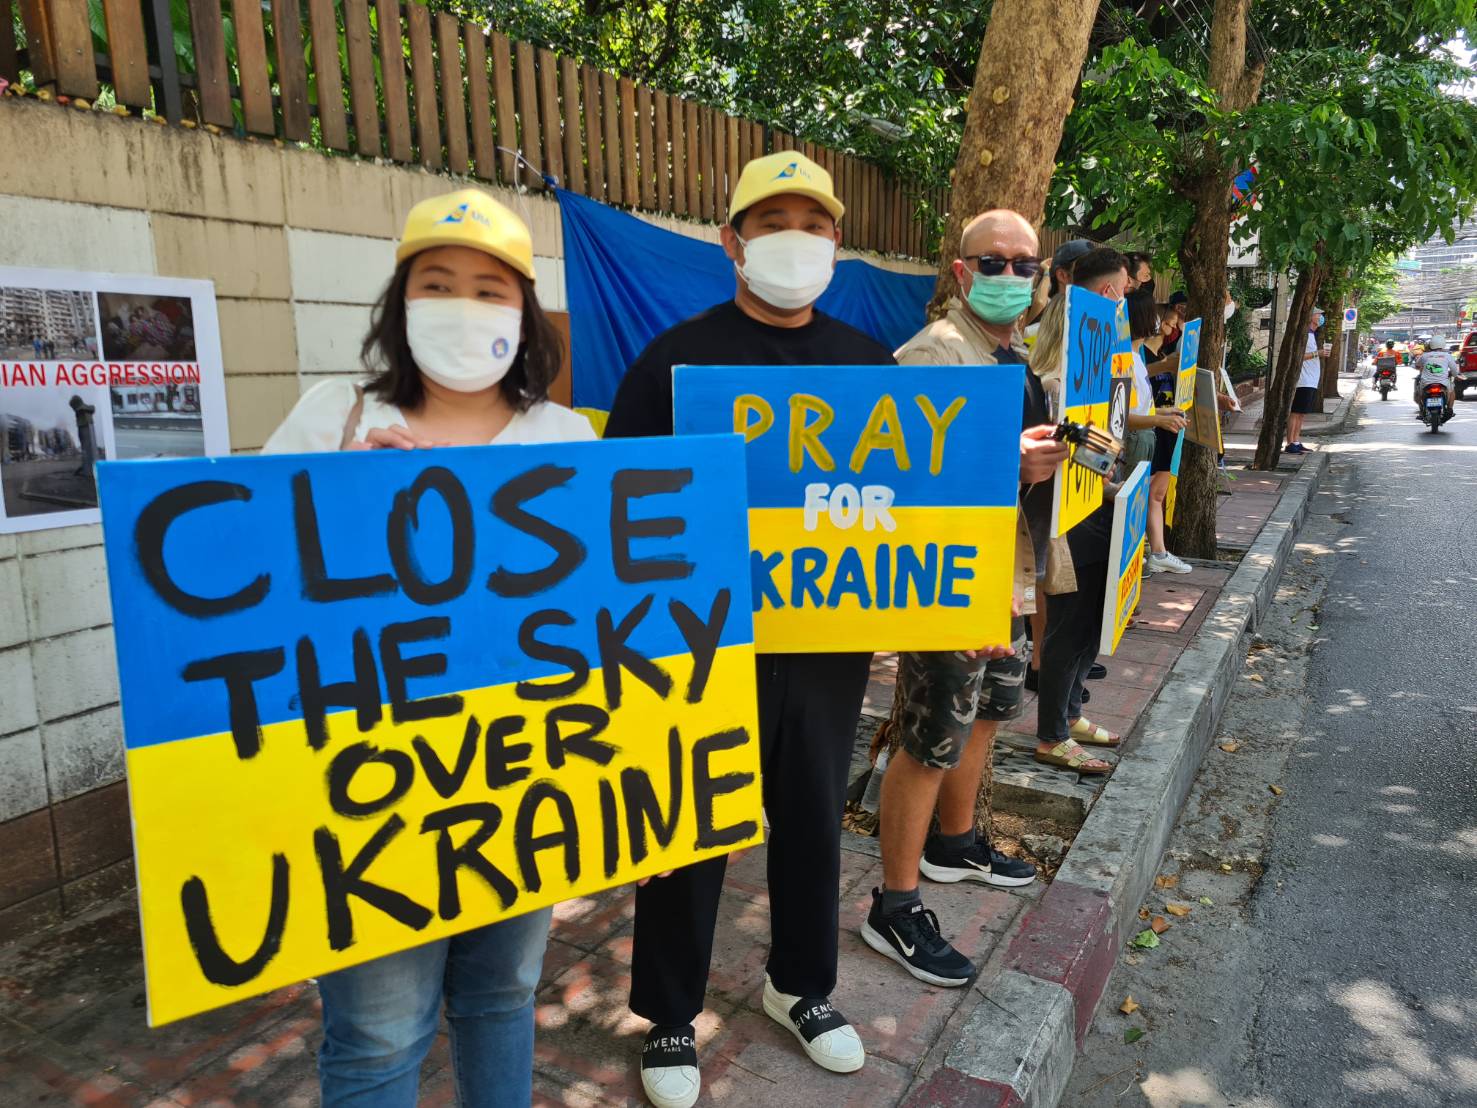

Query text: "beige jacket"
[894, 302, 1039, 614]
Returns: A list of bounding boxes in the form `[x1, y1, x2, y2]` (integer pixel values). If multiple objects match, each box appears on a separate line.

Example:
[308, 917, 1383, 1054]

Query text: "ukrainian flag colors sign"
[96, 436, 762, 1026]
[1175, 318, 1203, 410]
[1101, 461, 1150, 655]
[1051, 287, 1131, 537]
[1165, 427, 1186, 526]
[672, 365, 1022, 653]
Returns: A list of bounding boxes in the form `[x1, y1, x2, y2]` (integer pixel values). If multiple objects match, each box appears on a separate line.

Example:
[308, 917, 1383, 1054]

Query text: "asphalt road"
[1065, 369, 1477, 1107]
[113, 425, 205, 459]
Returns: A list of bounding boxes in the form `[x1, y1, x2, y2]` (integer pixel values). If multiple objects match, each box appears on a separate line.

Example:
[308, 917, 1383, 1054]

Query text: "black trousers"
[629, 650, 872, 1025]
[1036, 563, 1109, 743]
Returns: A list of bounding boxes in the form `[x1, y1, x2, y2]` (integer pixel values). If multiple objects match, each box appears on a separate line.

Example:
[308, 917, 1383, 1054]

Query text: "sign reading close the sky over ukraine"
[1175, 317, 1203, 410]
[97, 436, 762, 1026]
[1051, 286, 1130, 537]
[1101, 461, 1150, 655]
[672, 365, 1022, 652]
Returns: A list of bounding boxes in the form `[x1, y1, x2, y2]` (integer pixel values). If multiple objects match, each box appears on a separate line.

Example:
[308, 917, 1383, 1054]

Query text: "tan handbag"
[1042, 534, 1079, 596]
[338, 385, 366, 450]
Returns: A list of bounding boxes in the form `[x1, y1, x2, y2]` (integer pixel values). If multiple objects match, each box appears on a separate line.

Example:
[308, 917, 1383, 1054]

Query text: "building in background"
[0, 287, 96, 353]
[1373, 225, 1477, 341]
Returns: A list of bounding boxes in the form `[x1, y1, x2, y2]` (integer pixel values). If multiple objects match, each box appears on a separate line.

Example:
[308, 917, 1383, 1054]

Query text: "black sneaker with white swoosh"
[920, 834, 1037, 888]
[860, 888, 976, 988]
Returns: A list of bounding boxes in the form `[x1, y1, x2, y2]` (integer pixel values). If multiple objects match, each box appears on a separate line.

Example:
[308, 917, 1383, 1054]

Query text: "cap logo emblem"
[438, 202, 494, 229]
[773, 161, 807, 181]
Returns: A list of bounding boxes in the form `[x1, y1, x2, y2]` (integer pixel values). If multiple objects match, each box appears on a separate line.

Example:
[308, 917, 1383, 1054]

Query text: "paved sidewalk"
[0, 833, 1037, 1106]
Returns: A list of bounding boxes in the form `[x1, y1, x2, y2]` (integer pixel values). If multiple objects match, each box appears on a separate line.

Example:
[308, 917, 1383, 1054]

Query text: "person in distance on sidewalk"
[862, 210, 1064, 990]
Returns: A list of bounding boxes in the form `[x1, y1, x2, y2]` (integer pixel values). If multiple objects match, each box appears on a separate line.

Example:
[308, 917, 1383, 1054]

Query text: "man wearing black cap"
[1050, 239, 1093, 297]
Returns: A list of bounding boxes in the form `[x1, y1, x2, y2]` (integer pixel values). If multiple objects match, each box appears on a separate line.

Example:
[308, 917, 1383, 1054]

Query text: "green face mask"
[967, 273, 1035, 324]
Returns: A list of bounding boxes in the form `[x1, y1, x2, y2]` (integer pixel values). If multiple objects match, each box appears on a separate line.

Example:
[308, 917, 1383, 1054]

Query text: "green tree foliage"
[458, 0, 993, 184]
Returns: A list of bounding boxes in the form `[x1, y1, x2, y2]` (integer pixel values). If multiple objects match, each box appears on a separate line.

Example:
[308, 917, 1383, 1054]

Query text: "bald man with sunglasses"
[861, 211, 1069, 987]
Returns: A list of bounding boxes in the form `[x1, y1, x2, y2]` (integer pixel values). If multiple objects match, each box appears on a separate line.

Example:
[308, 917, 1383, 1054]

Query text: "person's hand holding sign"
[1020, 424, 1071, 484]
[1154, 408, 1187, 434]
[963, 590, 1023, 661]
[348, 426, 448, 451]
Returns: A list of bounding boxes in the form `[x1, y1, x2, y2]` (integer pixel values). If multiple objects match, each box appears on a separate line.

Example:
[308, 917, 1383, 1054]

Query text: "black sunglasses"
[970, 254, 1043, 278]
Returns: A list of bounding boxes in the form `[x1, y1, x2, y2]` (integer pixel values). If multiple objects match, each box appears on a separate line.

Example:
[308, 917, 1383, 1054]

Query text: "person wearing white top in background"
[1285, 309, 1325, 456]
[261, 188, 593, 1108]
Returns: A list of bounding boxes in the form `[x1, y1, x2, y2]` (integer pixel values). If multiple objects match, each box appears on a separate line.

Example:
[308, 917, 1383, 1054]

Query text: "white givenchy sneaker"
[640, 1022, 700, 1108]
[762, 975, 866, 1073]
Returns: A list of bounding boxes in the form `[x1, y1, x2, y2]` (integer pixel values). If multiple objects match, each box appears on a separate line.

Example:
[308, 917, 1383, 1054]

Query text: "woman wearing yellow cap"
[262, 188, 593, 1106]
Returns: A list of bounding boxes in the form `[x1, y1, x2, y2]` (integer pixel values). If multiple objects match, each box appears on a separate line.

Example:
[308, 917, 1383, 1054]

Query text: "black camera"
[1054, 419, 1122, 477]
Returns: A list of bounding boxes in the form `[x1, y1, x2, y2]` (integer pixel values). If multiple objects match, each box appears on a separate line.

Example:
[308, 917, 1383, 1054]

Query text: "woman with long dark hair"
[263, 189, 593, 1106]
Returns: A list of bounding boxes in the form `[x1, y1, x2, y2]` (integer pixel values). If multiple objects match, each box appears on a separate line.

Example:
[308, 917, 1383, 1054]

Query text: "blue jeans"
[317, 908, 552, 1107]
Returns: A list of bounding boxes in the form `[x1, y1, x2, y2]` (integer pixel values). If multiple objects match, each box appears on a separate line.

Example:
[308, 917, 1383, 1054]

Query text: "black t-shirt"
[605, 300, 895, 439]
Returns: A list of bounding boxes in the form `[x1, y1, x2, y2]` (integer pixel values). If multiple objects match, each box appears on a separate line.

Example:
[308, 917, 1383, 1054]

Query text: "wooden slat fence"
[7, 0, 944, 259]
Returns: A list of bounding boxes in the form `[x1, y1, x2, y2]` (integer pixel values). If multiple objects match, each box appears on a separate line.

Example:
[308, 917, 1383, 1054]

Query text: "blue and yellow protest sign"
[672, 365, 1022, 653]
[1101, 461, 1150, 655]
[1051, 286, 1130, 537]
[1187, 368, 1223, 451]
[1165, 427, 1186, 526]
[1175, 318, 1203, 410]
[97, 436, 762, 1025]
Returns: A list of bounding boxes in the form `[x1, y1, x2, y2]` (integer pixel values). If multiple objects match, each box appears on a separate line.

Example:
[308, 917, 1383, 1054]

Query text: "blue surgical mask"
[966, 273, 1035, 324]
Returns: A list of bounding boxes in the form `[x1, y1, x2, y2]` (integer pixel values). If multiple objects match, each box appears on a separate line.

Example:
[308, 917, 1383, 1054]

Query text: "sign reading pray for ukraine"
[1051, 287, 1130, 537]
[97, 436, 762, 1026]
[1175, 318, 1203, 410]
[672, 365, 1022, 653]
[1101, 461, 1150, 655]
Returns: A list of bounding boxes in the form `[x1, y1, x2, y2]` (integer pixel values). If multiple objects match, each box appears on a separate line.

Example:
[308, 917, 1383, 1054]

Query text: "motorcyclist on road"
[1373, 340, 1399, 382]
[1413, 346, 1459, 420]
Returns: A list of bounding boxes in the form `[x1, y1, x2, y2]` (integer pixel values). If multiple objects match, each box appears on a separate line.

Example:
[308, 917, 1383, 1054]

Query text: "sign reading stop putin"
[97, 436, 763, 1025]
[1051, 287, 1131, 537]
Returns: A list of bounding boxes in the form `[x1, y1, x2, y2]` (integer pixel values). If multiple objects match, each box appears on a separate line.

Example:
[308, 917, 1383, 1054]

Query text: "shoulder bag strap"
[338, 385, 366, 451]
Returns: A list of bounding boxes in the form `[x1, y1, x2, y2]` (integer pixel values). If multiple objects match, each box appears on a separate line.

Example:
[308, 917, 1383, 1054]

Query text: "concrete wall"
[0, 98, 932, 938]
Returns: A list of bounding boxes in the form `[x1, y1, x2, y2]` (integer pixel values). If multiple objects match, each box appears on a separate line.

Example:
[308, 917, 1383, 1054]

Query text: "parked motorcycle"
[1375, 359, 1398, 400]
[1420, 382, 1451, 433]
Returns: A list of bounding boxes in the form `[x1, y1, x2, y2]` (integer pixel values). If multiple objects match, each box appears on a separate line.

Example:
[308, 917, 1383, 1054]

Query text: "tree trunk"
[1321, 289, 1345, 400]
[929, 0, 1102, 313]
[1253, 257, 1328, 469]
[1167, 0, 1264, 559]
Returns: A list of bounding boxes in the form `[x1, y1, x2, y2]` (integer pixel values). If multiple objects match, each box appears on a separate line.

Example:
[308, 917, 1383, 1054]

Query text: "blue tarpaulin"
[556, 188, 935, 410]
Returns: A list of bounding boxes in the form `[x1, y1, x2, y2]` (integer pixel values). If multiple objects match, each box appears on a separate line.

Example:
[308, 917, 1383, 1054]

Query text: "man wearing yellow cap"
[606, 152, 889, 1107]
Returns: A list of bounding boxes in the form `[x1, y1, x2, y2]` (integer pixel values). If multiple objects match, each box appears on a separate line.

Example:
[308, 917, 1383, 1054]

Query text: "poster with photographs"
[0, 268, 228, 534]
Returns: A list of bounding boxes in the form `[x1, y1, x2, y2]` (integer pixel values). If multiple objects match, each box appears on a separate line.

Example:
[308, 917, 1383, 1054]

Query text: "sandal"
[1033, 739, 1113, 775]
[1070, 717, 1121, 747]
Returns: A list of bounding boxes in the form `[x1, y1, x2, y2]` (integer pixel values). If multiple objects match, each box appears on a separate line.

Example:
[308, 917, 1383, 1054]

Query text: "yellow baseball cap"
[395, 189, 536, 281]
[729, 151, 845, 224]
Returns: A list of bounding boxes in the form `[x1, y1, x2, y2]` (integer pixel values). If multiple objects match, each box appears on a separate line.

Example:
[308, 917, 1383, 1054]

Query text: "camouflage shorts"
[891, 618, 1028, 769]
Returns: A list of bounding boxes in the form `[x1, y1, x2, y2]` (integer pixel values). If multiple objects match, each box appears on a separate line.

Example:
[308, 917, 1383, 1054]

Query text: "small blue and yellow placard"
[98, 436, 761, 1025]
[1165, 427, 1186, 526]
[1175, 317, 1203, 410]
[1101, 461, 1150, 654]
[672, 365, 1023, 653]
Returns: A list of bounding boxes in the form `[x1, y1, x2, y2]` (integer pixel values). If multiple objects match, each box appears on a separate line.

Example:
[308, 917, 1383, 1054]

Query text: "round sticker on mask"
[491, 336, 510, 359]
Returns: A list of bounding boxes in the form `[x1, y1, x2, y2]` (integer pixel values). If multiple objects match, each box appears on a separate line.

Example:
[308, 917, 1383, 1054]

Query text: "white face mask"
[405, 299, 522, 393]
[735, 230, 836, 310]
[1224, 300, 1236, 321]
